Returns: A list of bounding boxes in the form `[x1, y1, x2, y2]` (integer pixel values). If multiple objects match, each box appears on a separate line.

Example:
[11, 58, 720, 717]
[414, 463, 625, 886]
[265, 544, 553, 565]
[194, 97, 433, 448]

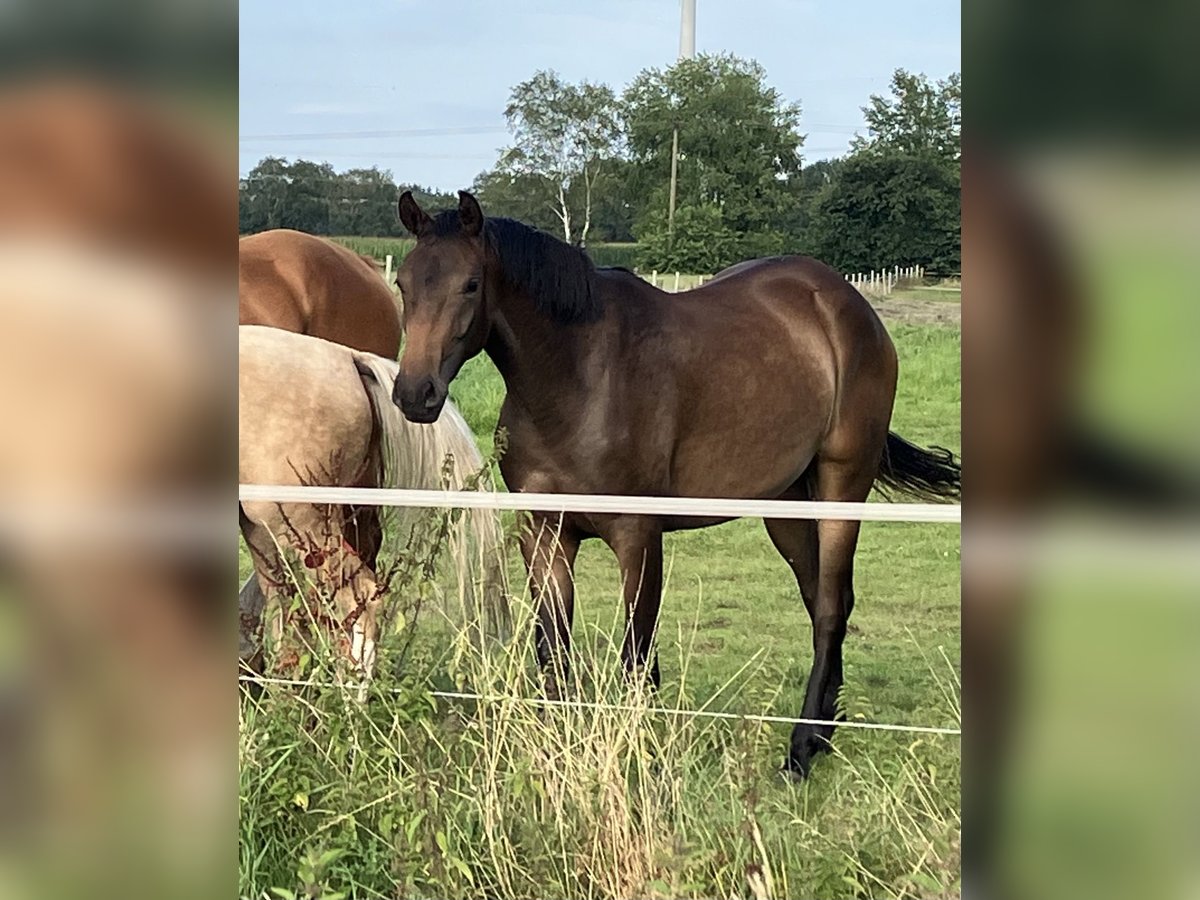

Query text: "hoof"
[785, 725, 833, 779]
[779, 758, 809, 782]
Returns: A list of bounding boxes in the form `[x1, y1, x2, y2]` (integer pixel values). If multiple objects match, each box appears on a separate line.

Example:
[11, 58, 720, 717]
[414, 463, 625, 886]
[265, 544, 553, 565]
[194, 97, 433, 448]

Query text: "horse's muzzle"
[393, 374, 447, 423]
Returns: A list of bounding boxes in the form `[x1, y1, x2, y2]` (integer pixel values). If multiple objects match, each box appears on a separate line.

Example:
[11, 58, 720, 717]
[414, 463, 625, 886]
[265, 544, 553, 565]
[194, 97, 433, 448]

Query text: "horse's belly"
[669, 395, 824, 499]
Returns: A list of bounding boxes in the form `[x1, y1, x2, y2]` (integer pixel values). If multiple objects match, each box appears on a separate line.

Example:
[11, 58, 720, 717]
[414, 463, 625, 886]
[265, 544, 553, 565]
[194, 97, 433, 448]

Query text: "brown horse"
[391, 190, 960, 778]
[239, 229, 401, 358]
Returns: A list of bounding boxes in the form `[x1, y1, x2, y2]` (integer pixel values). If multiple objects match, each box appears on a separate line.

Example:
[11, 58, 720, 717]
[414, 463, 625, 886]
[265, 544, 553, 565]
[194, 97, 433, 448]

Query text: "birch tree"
[499, 71, 621, 245]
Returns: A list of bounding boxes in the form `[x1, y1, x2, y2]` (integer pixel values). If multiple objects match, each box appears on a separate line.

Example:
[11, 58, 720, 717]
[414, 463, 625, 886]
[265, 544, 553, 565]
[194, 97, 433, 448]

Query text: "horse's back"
[679, 255, 894, 387]
[239, 230, 401, 358]
[239, 326, 375, 491]
[589, 256, 896, 499]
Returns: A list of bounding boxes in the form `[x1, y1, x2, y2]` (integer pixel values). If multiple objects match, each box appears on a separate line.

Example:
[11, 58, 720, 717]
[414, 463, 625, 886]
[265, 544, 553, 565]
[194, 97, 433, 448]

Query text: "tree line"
[239, 58, 960, 275]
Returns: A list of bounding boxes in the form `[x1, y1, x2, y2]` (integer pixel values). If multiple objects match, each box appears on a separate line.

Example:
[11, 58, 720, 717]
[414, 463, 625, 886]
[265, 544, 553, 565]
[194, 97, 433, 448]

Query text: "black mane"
[429, 210, 603, 324]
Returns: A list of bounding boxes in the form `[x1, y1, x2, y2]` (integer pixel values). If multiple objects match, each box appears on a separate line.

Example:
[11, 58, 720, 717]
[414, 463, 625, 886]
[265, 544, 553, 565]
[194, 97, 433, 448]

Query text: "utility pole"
[679, 0, 696, 58]
[667, 0, 696, 241]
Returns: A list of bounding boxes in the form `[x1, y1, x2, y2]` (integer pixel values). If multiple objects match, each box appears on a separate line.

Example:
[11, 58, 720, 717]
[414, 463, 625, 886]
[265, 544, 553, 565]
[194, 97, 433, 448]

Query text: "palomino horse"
[239, 229, 401, 358]
[239, 325, 506, 681]
[391, 191, 960, 778]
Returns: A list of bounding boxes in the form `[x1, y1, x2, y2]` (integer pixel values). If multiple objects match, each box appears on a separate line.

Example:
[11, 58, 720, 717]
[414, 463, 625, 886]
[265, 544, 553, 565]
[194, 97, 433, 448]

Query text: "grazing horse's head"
[392, 190, 490, 423]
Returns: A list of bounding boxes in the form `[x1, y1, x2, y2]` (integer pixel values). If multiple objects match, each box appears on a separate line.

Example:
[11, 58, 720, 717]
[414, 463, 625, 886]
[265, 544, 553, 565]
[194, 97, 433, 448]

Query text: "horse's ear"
[398, 190, 432, 238]
[458, 190, 484, 237]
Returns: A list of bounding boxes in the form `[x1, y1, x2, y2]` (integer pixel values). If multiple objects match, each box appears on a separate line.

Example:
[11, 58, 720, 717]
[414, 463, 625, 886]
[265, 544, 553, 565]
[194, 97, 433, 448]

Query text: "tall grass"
[241, 567, 960, 900]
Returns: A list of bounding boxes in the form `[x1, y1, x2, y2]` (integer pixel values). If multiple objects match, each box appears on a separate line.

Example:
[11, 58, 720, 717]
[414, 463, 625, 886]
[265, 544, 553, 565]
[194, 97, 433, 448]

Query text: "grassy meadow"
[239, 320, 961, 900]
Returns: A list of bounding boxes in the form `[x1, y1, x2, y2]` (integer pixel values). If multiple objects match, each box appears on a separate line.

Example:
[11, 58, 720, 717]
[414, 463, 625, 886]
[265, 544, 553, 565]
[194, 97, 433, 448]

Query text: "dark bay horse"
[391, 190, 960, 778]
[239, 229, 401, 359]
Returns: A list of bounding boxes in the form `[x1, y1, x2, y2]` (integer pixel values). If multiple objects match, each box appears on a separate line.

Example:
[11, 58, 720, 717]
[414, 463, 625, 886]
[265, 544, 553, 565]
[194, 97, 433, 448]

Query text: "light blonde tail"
[353, 354, 510, 638]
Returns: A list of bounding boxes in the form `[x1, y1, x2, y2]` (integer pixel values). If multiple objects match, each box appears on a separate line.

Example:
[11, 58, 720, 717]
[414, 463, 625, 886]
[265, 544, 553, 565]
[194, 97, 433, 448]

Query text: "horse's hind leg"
[765, 474, 820, 614]
[783, 453, 879, 779]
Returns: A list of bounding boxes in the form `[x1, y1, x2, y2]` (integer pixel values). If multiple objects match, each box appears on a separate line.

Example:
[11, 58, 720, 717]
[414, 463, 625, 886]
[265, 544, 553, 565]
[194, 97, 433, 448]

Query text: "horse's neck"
[485, 283, 589, 415]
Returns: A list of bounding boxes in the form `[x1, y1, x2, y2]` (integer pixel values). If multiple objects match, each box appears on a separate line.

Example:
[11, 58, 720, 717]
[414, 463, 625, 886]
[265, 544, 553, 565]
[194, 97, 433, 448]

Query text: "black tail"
[875, 432, 961, 502]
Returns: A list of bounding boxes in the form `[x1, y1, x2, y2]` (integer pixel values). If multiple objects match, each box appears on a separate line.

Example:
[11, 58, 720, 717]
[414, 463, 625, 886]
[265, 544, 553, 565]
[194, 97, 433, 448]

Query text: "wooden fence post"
[385, 254, 393, 284]
[674, 271, 680, 292]
[651, 270, 657, 288]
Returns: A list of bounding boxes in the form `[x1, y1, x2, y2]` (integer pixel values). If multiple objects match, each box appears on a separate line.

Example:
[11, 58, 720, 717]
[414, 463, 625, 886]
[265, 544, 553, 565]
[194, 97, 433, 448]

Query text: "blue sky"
[240, 0, 959, 190]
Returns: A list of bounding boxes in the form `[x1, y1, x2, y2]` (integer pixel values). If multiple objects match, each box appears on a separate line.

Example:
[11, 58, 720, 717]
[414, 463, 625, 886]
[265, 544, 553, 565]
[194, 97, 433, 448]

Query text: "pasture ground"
[239, 318, 960, 899]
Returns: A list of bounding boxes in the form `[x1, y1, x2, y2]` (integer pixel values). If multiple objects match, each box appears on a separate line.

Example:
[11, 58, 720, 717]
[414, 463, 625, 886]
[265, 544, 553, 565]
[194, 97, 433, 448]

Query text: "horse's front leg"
[520, 512, 580, 701]
[608, 516, 664, 689]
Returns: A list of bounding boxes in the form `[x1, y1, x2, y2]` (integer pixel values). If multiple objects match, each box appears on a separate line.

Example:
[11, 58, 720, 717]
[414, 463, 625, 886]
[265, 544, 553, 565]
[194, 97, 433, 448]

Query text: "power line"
[240, 123, 864, 144]
[238, 675, 961, 737]
[242, 152, 497, 162]
[240, 125, 508, 142]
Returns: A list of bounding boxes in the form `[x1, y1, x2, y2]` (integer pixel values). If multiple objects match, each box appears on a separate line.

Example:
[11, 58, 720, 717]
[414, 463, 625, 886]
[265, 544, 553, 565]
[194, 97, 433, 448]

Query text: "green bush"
[635, 204, 735, 273]
[635, 205, 786, 274]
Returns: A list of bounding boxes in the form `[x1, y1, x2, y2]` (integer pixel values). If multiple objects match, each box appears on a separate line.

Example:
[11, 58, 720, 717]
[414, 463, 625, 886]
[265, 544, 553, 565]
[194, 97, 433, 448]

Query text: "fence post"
[651, 270, 657, 288]
[674, 271, 680, 292]
[384, 254, 393, 284]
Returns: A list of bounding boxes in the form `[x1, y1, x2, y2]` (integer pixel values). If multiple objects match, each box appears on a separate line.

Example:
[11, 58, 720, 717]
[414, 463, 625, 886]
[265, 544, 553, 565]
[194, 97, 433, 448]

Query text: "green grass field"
[239, 321, 960, 900]
[888, 286, 961, 304]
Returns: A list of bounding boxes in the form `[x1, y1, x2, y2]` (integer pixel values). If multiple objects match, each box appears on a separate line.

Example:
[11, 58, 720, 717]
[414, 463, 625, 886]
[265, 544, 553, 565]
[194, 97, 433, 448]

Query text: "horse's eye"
[464, 278, 480, 295]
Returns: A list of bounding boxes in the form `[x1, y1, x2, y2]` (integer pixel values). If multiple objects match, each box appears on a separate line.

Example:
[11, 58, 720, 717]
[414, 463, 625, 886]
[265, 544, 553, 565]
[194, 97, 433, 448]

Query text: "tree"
[238, 159, 458, 237]
[775, 157, 845, 250]
[470, 168, 563, 235]
[497, 70, 623, 244]
[852, 70, 961, 161]
[239, 156, 290, 233]
[582, 159, 637, 242]
[622, 53, 804, 257]
[237, 157, 334, 234]
[805, 153, 960, 274]
[281, 159, 335, 234]
[328, 166, 397, 236]
[802, 70, 961, 274]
